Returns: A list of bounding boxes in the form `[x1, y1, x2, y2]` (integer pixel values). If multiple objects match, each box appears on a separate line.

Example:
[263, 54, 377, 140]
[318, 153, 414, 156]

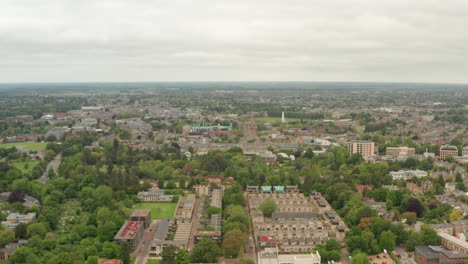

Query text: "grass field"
[255, 116, 302, 124]
[146, 259, 161, 264]
[133, 202, 177, 219]
[0, 142, 47, 152]
[10, 160, 40, 173]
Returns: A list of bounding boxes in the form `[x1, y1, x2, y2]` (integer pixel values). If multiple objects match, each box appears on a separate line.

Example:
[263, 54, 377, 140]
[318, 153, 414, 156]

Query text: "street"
[134, 220, 160, 264]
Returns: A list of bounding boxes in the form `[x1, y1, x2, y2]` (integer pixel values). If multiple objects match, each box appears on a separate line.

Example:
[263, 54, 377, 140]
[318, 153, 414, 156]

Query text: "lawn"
[0, 142, 47, 152]
[146, 259, 161, 264]
[133, 202, 177, 219]
[10, 160, 40, 173]
[255, 116, 302, 124]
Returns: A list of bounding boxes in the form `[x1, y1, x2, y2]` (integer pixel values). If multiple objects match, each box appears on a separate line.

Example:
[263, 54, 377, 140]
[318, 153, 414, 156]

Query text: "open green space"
[133, 202, 177, 219]
[255, 116, 302, 124]
[0, 142, 47, 152]
[146, 260, 161, 264]
[10, 160, 40, 173]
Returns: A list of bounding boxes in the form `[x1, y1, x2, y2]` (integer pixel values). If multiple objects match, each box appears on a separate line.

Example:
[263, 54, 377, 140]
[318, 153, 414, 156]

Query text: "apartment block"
[440, 145, 459, 159]
[347, 140, 375, 157]
[386, 146, 415, 156]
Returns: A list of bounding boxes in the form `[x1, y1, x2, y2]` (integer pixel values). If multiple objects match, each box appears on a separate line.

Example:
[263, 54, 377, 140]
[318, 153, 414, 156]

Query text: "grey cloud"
[1, 0, 468, 82]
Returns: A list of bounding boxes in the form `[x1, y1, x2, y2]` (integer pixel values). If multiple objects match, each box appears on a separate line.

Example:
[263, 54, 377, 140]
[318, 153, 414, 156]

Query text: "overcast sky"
[1, 0, 468, 83]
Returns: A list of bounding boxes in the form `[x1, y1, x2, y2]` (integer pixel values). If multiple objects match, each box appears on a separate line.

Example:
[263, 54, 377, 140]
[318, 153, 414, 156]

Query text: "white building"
[258, 247, 321, 264]
[390, 170, 428, 180]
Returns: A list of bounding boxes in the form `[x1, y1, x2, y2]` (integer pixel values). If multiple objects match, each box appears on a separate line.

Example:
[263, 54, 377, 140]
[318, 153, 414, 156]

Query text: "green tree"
[15, 223, 28, 239]
[120, 242, 131, 264]
[352, 252, 370, 264]
[222, 229, 247, 258]
[379, 231, 396, 252]
[0, 228, 15, 247]
[162, 245, 177, 264]
[207, 206, 222, 218]
[175, 249, 190, 264]
[420, 225, 440, 245]
[26, 223, 47, 238]
[86, 256, 99, 264]
[190, 238, 222, 263]
[259, 198, 277, 217]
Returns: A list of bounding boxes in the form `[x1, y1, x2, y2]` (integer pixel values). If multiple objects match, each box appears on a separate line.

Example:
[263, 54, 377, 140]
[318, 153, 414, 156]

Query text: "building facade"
[348, 140, 375, 157]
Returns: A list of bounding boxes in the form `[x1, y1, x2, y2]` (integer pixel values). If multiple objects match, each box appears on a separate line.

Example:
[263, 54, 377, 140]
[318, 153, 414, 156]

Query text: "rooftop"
[115, 221, 143, 239]
[99, 259, 122, 264]
[131, 209, 151, 218]
[99, 260, 122, 264]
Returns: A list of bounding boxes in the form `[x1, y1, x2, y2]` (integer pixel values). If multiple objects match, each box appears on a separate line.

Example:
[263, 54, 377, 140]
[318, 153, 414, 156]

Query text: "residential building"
[347, 140, 375, 157]
[137, 190, 173, 202]
[130, 209, 151, 229]
[175, 194, 195, 218]
[210, 189, 223, 208]
[2, 213, 36, 229]
[257, 247, 321, 264]
[390, 169, 428, 180]
[0, 240, 28, 261]
[439, 250, 468, 264]
[439, 232, 468, 254]
[114, 221, 144, 251]
[407, 181, 433, 195]
[415, 246, 443, 264]
[386, 146, 416, 156]
[99, 260, 123, 264]
[193, 185, 210, 196]
[463, 147, 468, 157]
[440, 145, 459, 159]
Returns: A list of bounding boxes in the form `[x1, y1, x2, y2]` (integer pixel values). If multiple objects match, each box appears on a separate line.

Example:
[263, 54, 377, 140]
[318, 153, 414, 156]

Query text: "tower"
[281, 111, 286, 123]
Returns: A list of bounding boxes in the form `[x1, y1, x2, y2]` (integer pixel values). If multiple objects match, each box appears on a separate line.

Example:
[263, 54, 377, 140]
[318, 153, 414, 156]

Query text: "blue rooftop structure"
[274, 186, 285, 193]
[261, 186, 272, 193]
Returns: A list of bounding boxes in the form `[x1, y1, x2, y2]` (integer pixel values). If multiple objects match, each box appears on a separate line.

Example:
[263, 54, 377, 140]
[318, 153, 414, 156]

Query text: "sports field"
[133, 202, 177, 219]
[0, 142, 47, 152]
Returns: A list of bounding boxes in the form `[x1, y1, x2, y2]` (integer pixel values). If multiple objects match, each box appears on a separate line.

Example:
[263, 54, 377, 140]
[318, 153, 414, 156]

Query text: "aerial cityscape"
[0, 83, 466, 264]
[1, 1, 468, 264]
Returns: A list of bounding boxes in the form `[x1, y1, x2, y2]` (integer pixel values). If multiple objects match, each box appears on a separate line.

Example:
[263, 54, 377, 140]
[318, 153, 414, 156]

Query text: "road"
[134, 220, 160, 264]
[396, 246, 417, 264]
[187, 196, 201, 251]
[340, 248, 351, 264]
[39, 153, 61, 184]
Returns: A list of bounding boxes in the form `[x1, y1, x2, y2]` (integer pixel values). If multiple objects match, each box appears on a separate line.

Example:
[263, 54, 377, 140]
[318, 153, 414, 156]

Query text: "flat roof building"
[130, 209, 151, 229]
[114, 221, 144, 251]
[348, 140, 375, 157]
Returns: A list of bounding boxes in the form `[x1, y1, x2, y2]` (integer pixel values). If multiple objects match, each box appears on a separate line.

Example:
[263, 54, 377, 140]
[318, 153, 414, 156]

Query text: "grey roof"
[272, 212, 317, 219]
[415, 246, 440, 259]
[154, 218, 169, 240]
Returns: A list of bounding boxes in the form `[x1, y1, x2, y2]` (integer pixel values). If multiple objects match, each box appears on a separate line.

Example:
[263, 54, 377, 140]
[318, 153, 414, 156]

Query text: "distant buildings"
[386, 146, 415, 156]
[182, 123, 232, 137]
[347, 140, 375, 157]
[463, 146, 468, 157]
[440, 145, 459, 159]
[137, 190, 173, 202]
[390, 170, 428, 180]
[0, 240, 28, 261]
[2, 213, 36, 229]
[257, 247, 321, 264]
